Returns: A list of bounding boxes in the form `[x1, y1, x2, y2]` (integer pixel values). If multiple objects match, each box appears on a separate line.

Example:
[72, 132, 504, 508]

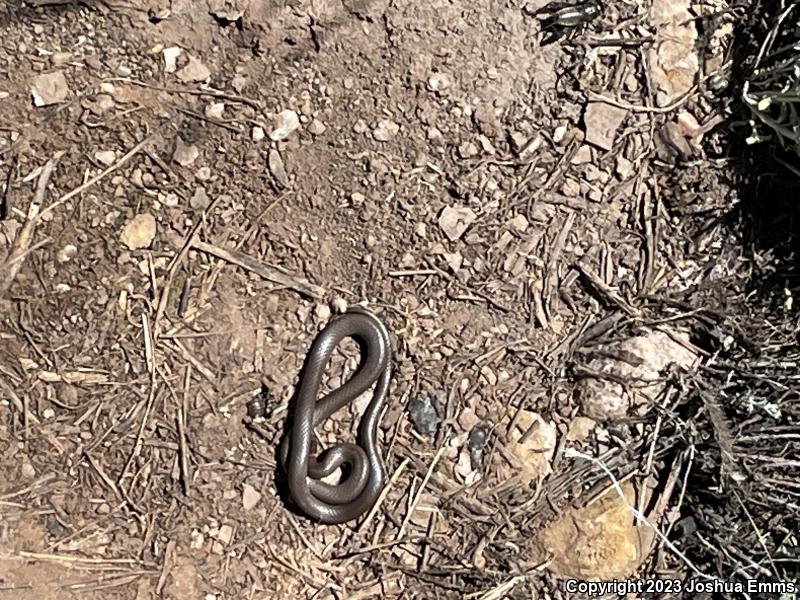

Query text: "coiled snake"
[280, 307, 391, 524]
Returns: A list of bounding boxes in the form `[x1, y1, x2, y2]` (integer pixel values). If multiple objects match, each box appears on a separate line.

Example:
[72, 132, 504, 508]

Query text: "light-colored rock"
[577, 329, 699, 421]
[507, 411, 556, 484]
[270, 109, 300, 141]
[163, 46, 182, 73]
[427, 72, 451, 93]
[373, 119, 400, 142]
[251, 126, 265, 142]
[566, 416, 597, 442]
[648, 0, 698, 106]
[31, 71, 70, 106]
[94, 150, 116, 166]
[458, 141, 479, 159]
[438, 206, 476, 242]
[190, 187, 210, 210]
[242, 484, 261, 510]
[177, 55, 211, 83]
[217, 524, 234, 545]
[173, 138, 200, 167]
[56, 244, 78, 263]
[539, 483, 646, 579]
[676, 110, 701, 138]
[205, 102, 225, 119]
[307, 119, 326, 135]
[120, 213, 156, 250]
[584, 101, 627, 151]
[268, 149, 289, 188]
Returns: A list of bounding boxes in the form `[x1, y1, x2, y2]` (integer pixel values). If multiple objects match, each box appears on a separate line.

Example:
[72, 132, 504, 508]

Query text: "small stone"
[509, 214, 529, 233]
[427, 127, 444, 145]
[583, 101, 628, 151]
[268, 149, 289, 188]
[676, 110, 701, 138]
[480, 365, 497, 386]
[615, 156, 633, 179]
[20, 461, 36, 479]
[427, 73, 451, 93]
[353, 119, 368, 134]
[509, 131, 528, 154]
[478, 135, 495, 155]
[458, 141, 479, 159]
[96, 503, 111, 515]
[242, 484, 261, 510]
[455, 449, 473, 479]
[162, 46, 182, 73]
[373, 119, 400, 142]
[553, 125, 568, 143]
[94, 150, 116, 166]
[314, 303, 332, 323]
[331, 297, 348, 313]
[508, 412, 556, 484]
[307, 119, 326, 135]
[566, 416, 597, 442]
[438, 206, 477, 242]
[458, 407, 480, 432]
[231, 75, 247, 93]
[173, 138, 200, 166]
[270, 109, 300, 141]
[442, 251, 463, 273]
[51, 52, 71, 66]
[190, 187, 210, 210]
[571, 145, 593, 165]
[117, 65, 132, 77]
[196, 166, 212, 181]
[217, 524, 234, 545]
[408, 395, 440, 436]
[251, 126, 265, 142]
[90, 94, 115, 115]
[42, 408, 55, 419]
[120, 213, 156, 250]
[177, 55, 211, 83]
[561, 178, 581, 197]
[31, 71, 70, 106]
[56, 244, 77, 263]
[205, 102, 225, 119]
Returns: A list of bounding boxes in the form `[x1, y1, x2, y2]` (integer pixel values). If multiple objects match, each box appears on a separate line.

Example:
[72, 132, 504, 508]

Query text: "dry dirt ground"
[0, 0, 797, 598]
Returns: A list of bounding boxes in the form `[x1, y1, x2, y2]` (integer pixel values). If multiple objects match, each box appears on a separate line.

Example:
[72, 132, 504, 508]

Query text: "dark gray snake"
[280, 307, 391, 524]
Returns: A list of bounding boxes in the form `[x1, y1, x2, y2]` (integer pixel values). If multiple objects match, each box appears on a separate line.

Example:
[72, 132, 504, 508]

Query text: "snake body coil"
[281, 307, 391, 524]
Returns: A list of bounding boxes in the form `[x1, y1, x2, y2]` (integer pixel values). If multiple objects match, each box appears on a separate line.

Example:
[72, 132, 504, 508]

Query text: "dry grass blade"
[0, 154, 60, 298]
[191, 239, 327, 300]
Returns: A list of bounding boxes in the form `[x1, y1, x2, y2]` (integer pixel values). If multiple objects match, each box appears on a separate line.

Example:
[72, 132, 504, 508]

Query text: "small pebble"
[242, 484, 261, 511]
[270, 109, 300, 141]
[120, 213, 156, 250]
[56, 244, 77, 263]
[307, 119, 327, 135]
[408, 395, 441, 436]
[373, 119, 399, 142]
[94, 150, 116, 166]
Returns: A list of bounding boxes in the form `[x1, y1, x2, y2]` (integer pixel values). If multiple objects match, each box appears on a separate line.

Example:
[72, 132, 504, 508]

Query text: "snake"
[280, 307, 391, 524]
